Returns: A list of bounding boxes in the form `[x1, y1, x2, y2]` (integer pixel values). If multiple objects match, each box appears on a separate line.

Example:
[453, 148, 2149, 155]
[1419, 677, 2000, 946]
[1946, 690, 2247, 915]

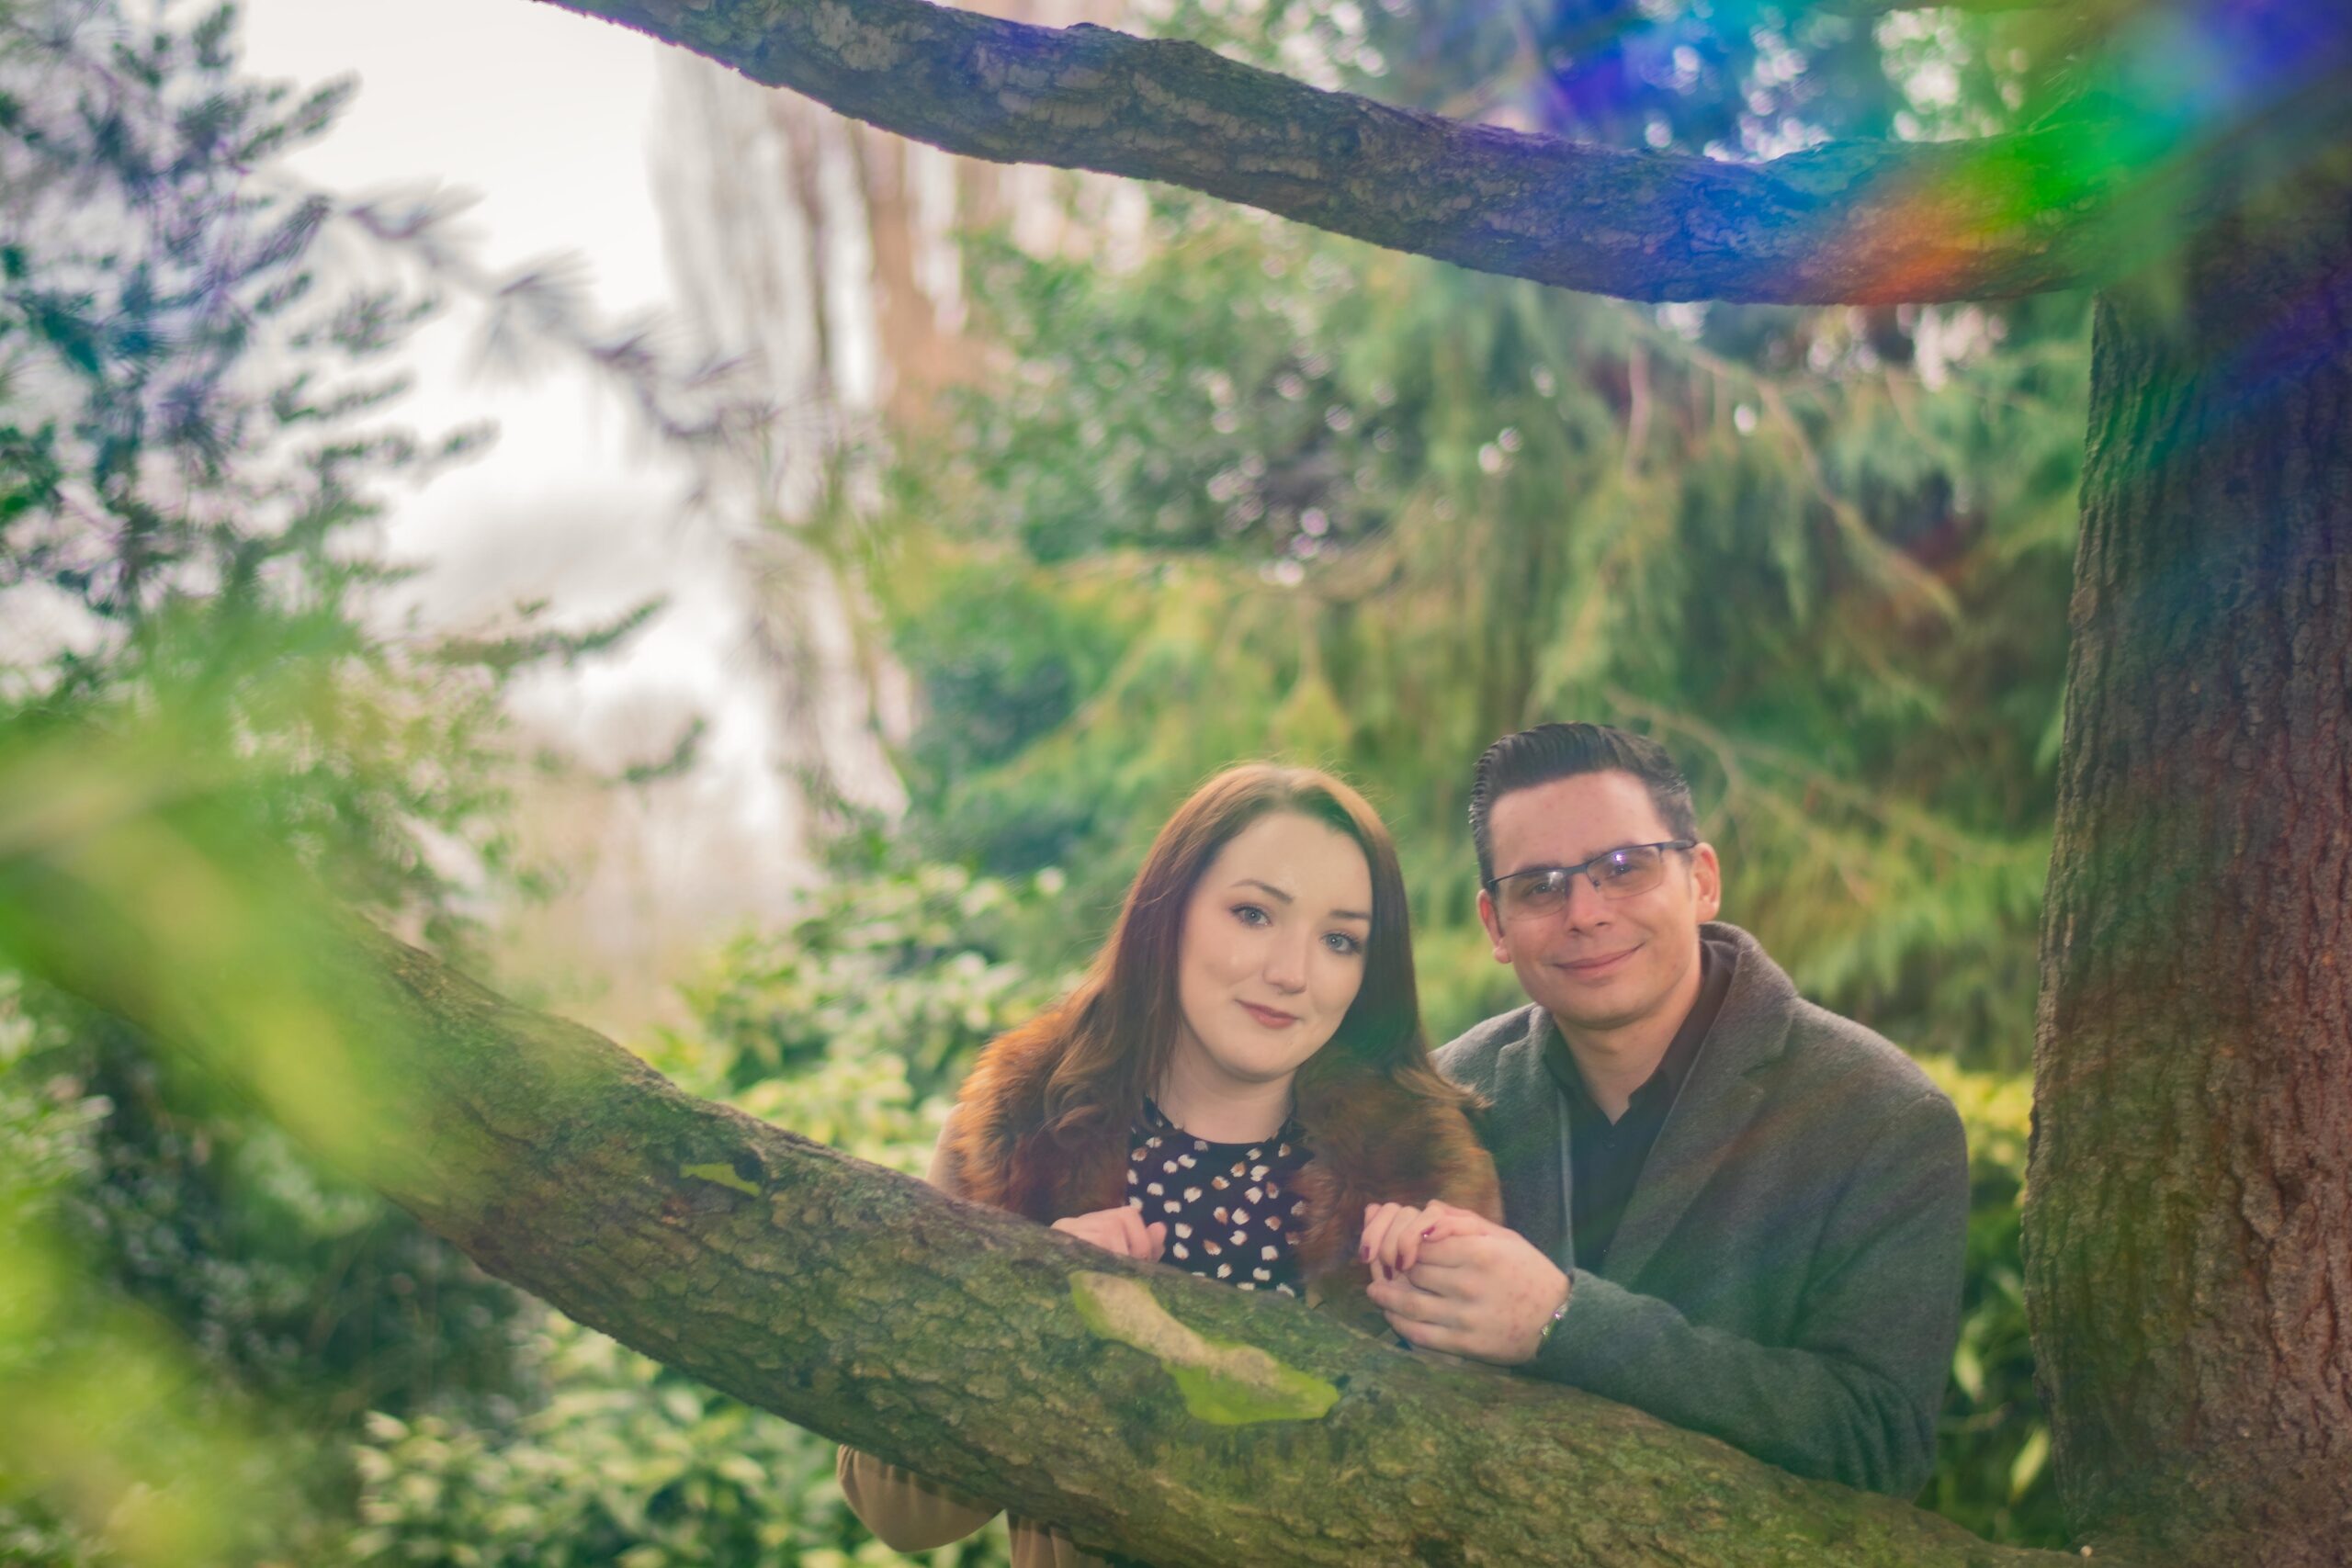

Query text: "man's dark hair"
[1468, 722, 1700, 885]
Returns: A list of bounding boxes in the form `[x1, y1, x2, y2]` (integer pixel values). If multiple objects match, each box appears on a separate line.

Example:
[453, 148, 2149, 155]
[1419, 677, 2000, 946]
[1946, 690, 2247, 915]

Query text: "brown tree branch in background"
[1819, 0, 2056, 14]
[528, 0, 2238, 305]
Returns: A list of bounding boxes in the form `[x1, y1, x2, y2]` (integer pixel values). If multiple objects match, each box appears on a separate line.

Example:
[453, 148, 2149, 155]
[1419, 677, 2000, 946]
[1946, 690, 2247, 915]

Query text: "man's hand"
[1364, 1201, 1569, 1365]
[1052, 1204, 1167, 1261]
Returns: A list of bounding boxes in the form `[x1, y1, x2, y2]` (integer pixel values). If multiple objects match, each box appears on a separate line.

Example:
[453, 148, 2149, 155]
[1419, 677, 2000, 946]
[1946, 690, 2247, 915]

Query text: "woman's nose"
[1261, 932, 1309, 990]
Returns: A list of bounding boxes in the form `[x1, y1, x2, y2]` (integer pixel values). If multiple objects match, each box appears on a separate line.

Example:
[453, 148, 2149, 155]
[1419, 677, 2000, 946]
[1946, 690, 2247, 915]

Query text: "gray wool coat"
[1435, 920, 1968, 1496]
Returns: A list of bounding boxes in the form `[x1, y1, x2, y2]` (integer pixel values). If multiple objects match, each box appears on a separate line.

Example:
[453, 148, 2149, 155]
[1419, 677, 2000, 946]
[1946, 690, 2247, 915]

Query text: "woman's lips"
[1239, 1001, 1300, 1028]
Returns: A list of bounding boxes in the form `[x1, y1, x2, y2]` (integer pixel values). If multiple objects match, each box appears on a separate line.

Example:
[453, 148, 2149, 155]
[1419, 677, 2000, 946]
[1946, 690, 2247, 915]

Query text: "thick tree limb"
[531, 0, 2250, 304]
[4, 795, 2090, 1568]
[1820, 0, 2053, 13]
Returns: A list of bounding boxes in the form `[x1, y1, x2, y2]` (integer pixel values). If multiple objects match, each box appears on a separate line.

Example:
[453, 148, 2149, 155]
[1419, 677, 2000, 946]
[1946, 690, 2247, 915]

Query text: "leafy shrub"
[348, 1314, 1008, 1568]
[1918, 1058, 2057, 1544]
[656, 860, 1073, 1107]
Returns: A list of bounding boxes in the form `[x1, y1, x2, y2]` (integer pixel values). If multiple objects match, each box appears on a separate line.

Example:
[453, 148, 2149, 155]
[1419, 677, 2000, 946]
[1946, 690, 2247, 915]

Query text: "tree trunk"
[2027, 150, 2352, 1566]
[3, 805, 2082, 1568]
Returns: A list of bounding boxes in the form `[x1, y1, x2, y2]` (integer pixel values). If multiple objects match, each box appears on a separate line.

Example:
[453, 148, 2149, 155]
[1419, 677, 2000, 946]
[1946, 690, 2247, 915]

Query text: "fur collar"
[939, 1025, 1501, 1310]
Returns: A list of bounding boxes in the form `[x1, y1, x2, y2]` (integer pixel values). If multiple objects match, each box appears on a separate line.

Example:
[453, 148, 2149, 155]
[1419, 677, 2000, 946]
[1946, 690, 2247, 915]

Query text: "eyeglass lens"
[1500, 846, 1665, 915]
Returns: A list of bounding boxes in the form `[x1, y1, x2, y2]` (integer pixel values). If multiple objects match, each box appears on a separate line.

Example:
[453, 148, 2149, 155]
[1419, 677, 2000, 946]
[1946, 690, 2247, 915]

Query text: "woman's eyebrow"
[1236, 877, 1369, 922]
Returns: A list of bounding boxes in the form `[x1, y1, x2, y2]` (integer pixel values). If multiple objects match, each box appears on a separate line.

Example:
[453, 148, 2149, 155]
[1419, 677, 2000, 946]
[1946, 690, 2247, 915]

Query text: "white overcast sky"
[235, 0, 847, 968]
[239, 0, 684, 619]
[240, 0, 673, 307]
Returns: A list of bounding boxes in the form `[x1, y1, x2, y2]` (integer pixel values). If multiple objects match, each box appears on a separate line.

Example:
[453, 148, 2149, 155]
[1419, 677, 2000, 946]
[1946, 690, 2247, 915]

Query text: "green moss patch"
[1069, 1271, 1338, 1425]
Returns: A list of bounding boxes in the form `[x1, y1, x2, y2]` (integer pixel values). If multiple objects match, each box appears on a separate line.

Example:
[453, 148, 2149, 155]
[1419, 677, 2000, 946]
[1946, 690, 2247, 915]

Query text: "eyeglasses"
[1485, 840, 1696, 920]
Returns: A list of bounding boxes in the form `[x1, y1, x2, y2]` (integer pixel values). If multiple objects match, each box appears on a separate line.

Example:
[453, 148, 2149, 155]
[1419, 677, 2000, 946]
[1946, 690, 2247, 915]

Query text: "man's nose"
[1560, 874, 1614, 929]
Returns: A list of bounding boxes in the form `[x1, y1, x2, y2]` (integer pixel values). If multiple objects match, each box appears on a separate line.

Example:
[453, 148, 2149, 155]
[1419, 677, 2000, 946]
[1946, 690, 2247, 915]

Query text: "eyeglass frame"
[1483, 840, 1699, 917]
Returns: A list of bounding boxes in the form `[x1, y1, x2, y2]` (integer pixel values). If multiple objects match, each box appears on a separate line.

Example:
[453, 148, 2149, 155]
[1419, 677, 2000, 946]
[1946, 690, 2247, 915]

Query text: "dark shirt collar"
[1544, 933, 1736, 1120]
[1139, 1095, 1306, 1152]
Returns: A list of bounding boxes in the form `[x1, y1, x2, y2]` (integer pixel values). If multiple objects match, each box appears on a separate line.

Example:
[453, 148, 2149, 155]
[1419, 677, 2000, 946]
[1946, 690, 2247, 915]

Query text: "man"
[1365, 722, 1967, 1495]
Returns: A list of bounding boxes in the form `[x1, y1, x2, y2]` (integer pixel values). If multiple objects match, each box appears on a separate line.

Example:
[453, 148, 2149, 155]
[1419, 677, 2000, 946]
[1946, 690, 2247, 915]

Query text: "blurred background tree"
[0, 0, 2092, 1557]
[0, 1, 718, 1559]
[0, 1, 520, 1555]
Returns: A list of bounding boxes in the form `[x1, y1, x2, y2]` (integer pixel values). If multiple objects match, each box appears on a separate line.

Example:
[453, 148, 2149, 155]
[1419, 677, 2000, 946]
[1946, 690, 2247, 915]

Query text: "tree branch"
[533, 0, 2188, 304]
[1818, 0, 2054, 14]
[6, 784, 2095, 1566]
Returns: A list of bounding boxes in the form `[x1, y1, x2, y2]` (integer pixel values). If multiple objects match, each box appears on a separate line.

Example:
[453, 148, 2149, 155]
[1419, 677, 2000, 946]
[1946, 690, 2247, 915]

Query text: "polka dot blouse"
[1126, 1099, 1312, 1295]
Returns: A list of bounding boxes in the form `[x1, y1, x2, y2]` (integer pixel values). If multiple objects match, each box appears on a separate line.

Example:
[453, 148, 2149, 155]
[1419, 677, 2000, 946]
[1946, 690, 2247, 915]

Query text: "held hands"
[1361, 1200, 1570, 1366]
[1051, 1204, 1166, 1262]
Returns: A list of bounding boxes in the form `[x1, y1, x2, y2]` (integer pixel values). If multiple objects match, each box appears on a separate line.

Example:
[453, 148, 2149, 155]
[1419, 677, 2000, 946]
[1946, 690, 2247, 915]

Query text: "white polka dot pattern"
[1123, 1100, 1311, 1296]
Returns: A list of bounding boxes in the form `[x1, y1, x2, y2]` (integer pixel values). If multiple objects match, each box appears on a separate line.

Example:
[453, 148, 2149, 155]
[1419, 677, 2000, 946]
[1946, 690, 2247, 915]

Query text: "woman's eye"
[1323, 931, 1363, 955]
[1232, 903, 1271, 926]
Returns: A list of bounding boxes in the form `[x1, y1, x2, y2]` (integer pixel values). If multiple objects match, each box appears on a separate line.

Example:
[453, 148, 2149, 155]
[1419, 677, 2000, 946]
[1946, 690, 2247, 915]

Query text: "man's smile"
[1552, 944, 1641, 977]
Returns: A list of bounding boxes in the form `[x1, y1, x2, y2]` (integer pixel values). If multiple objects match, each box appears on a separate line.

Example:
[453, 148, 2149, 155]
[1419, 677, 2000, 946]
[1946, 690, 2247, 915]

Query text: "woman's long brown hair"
[994, 762, 1466, 1146]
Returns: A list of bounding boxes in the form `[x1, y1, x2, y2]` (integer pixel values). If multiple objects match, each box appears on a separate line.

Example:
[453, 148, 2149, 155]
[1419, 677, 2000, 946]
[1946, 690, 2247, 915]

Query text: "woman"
[838, 763, 1501, 1566]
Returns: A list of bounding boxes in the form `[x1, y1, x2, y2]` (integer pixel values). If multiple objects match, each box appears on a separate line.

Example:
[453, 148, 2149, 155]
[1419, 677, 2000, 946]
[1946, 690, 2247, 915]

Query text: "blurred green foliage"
[848, 0, 2095, 1074]
[866, 210, 2086, 1071]
[1919, 1059, 2055, 1544]
[660, 858, 1075, 1107]
[0, 0, 643, 1558]
[2, 0, 2097, 1560]
[0, 0, 513, 1552]
[345, 1325, 894, 1568]
[1, 976, 313, 1568]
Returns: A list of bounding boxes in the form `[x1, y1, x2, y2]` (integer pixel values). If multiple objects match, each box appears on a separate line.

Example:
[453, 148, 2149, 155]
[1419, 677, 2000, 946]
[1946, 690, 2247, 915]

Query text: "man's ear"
[1476, 886, 1511, 963]
[1690, 842, 1723, 922]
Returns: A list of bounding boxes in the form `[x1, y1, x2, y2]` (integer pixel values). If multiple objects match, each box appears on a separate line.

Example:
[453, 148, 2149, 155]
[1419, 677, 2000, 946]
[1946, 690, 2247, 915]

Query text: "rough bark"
[2027, 148, 2352, 1566]
[527, 0, 2306, 306]
[1825, 0, 2052, 10]
[3, 818, 2085, 1568]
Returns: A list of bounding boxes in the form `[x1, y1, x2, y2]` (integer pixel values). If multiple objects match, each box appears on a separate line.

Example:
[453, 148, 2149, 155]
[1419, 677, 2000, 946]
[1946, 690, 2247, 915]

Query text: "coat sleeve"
[1524, 1086, 1967, 1496]
[835, 1117, 1005, 1550]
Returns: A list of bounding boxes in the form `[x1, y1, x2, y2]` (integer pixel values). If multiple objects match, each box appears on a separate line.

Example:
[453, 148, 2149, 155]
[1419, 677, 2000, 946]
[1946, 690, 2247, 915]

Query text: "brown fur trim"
[1286, 1066, 1503, 1310]
[938, 1015, 1135, 1220]
[944, 1029, 1501, 1314]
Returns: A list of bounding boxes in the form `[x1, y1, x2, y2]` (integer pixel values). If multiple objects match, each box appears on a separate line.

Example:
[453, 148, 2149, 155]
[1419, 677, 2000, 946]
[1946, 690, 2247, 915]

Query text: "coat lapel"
[1477, 1008, 1576, 1266]
[1588, 923, 1796, 1288]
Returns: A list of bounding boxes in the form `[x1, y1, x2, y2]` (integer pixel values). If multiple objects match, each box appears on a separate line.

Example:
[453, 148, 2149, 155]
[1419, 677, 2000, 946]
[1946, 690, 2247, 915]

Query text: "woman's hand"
[1052, 1204, 1168, 1261]
[1360, 1198, 1474, 1280]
